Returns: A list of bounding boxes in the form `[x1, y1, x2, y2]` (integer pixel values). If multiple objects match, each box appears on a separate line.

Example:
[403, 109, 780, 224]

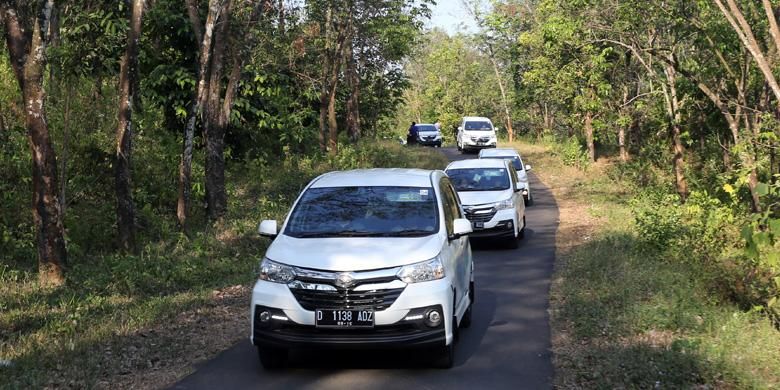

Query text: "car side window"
[439, 179, 455, 236]
[508, 164, 519, 187]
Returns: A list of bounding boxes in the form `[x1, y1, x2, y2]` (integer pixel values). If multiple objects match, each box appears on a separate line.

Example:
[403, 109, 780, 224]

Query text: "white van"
[253, 169, 474, 369]
[456, 116, 498, 153]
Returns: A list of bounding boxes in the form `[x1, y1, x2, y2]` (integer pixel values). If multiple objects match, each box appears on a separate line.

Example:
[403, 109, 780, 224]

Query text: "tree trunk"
[714, 0, 780, 104]
[489, 49, 513, 142]
[115, 0, 144, 251]
[2, 1, 67, 286]
[203, 0, 232, 222]
[722, 136, 732, 172]
[317, 5, 347, 154]
[618, 124, 628, 162]
[345, 39, 360, 143]
[619, 88, 630, 162]
[664, 62, 689, 202]
[584, 111, 595, 162]
[178, 0, 220, 230]
[327, 83, 338, 153]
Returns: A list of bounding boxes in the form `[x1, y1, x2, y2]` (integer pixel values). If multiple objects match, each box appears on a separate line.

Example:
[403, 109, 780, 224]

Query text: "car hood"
[457, 189, 513, 206]
[265, 233, 444, 271]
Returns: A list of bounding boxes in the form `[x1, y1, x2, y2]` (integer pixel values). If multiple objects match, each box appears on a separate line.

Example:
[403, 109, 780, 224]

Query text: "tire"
[517, 216, 526, 240]
[457, 140, 462, 151]
[460, 281, 474, 329]
[524, 194, 533, 207]
[257, 346, 287, 370]
[432, 327, 456, 369]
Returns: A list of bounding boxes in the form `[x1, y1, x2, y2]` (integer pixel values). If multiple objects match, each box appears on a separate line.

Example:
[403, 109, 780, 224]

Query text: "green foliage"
[735, 181, 780, 323]
[0, 140, 446, 387]
[539, 133, 590, 169]
[633, 191, 736, 262]
[395, 31, 506, 138]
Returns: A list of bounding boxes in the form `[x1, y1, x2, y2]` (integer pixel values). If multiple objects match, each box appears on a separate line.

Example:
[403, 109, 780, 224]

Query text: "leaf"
[723, 183, 735, 195]
[756, 182, 769, 197]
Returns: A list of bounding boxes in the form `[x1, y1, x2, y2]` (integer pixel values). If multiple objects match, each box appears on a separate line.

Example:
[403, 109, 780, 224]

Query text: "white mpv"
[445, 159, 526, 248]
[456, 116, 498, 152]
[478, 148, 534, 206]
[252, 169, 474, 369]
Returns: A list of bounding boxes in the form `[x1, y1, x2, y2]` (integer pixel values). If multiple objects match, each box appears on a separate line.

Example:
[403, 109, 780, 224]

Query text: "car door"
[439, 178, 470, 315]
[507, 163, 525, 223]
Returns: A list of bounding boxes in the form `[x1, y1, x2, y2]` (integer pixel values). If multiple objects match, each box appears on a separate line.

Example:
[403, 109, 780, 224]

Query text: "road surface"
[172, 147, 558, 390]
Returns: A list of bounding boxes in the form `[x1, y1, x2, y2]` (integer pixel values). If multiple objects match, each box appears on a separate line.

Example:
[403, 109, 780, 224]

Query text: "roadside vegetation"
[510, 138, 780, 388]
[0, 141, 447, 388]
[397, 0, 780, 385]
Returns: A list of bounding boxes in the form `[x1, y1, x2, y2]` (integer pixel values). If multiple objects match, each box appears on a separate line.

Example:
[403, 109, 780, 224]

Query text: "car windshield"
[464, 121, 492, 131]
[285, 186, 439, 238]
[446, 168, 510, 191]
[482, 156, 522, 170]
[416, 125, 437, 132]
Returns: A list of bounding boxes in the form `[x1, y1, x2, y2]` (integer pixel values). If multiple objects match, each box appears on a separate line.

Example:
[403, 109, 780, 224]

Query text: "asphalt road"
[172, 147, 557, 390]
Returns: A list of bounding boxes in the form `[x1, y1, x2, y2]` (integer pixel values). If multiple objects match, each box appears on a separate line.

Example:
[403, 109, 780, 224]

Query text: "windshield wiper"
[333, 230, 383, 237]
[390, 230, 434, 237]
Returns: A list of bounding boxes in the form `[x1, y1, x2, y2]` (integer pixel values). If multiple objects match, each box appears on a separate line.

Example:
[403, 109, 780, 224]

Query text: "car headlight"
[259, 258, 296, 283]
[397, 258, 445, 283]
[494, 198, 514, 210]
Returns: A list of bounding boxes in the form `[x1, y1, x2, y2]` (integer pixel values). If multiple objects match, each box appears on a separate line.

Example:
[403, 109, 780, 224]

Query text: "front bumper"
[252, 306, 446, 349]
[250, 278, 454, 348]
[466, 208, 517, 238]
[418, 138, 442, 146]
[462, 139, 497, 149]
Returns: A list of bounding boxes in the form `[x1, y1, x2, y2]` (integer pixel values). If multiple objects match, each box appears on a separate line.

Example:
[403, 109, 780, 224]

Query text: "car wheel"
[517, 216, 526, 240]
[524, 194, 533, 207]
[460, 282, 474, 329]
[432, 329, 456, 368]
[457, 140, 462, 151]
[257, 346, 287, 370]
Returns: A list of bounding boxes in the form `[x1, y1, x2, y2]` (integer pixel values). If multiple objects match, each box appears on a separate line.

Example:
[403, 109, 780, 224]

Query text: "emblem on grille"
[334, 272, 355, 288]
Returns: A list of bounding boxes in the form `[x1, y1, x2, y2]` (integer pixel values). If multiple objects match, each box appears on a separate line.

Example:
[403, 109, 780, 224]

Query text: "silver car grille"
[288, 267, 406, 311]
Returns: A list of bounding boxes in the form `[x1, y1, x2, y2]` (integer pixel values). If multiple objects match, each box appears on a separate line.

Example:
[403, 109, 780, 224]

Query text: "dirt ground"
[92, 285, 251, 390]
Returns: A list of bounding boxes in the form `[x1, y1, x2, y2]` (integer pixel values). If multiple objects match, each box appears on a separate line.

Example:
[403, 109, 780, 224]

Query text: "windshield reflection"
[446, 168, 510, 192]
[285, 186, 439, 238]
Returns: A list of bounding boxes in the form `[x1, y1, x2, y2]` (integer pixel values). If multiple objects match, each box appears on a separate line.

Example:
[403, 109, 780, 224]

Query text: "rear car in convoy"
[252, 169, 474, 369]
[478, 148, 533, 206]
[456, 116, 498, 153]
[445, 159, 526, 248]
[415, 123, 443, 147]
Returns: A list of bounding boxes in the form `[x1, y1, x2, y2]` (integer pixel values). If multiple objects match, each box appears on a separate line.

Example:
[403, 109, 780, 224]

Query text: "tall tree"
[1, 0, 67, 286]
[115, 0, 145, 250]
[178, 0, 220, 230]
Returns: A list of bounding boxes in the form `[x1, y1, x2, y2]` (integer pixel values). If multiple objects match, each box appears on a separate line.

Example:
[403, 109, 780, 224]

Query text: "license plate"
[473, 221, 484, 229]
[316, 309, 374, 328]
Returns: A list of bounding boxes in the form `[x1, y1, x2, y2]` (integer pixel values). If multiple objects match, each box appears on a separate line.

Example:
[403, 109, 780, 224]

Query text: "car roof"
[463, 116, 491, 122]
[311, 168, 437, 188]
[445, 158, 509, 170]
[479, 148, 521, 157]
[416, 123, 436, 127]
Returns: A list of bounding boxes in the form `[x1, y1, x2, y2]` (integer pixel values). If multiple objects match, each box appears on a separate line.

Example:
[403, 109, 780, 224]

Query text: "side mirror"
[457, 126, 463, 132]
[515, 182, 523, 192]
[258, 220, 278, 238]
[451, 218, 473, 240]
[524, 164, 532, 172]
